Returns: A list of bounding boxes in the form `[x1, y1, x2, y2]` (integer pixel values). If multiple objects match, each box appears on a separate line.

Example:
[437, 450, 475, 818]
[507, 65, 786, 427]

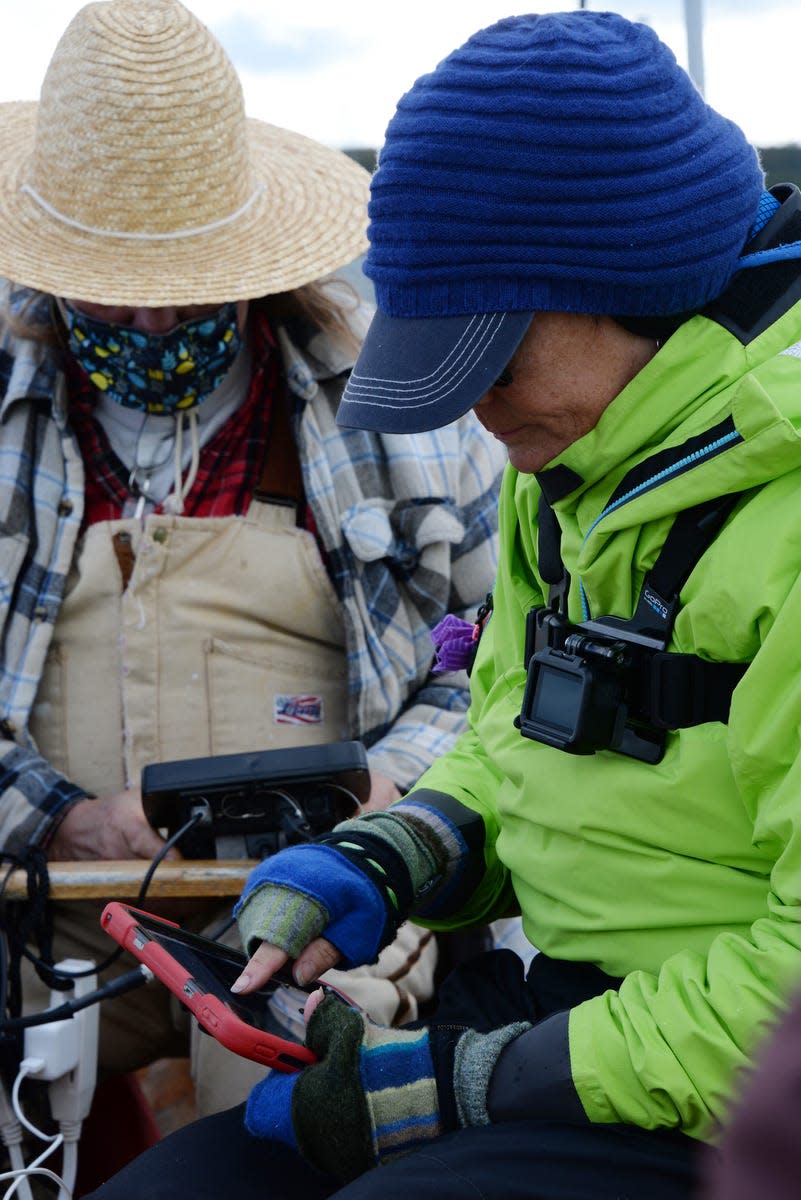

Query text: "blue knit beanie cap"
[338, 10, 765, 434]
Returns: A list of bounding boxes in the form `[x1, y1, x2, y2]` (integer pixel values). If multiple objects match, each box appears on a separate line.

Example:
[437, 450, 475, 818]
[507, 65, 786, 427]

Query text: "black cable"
[323, 781, 364, 823]
[133, 810, 204, 907]
[0, 853, 17, 1015]
[4, 783, 355, 1009]
[0, 930, 8, 1020]
[1, 847, 62, 1007]
[205, 915, 236, 942]
[0, 810, 207, 1042]
[272, 788, 313, 843]
[0, 966, 150, 1032]
[18, 811, 204, 984]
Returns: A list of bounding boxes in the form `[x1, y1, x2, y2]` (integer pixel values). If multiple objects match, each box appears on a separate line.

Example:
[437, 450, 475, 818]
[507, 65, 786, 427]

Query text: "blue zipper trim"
[579, 427, 743, 619]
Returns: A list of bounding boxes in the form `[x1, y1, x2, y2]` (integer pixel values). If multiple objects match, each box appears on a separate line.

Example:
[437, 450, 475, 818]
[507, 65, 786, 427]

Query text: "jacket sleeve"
[388, 475, 532, 930]
[0, 324, 87, 862]
[364, 415, 507, 791]
[0, 737, 87, 858]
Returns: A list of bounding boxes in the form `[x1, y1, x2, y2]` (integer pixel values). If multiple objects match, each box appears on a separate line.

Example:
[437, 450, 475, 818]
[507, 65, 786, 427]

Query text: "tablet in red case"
[101, 902, 324, 1073]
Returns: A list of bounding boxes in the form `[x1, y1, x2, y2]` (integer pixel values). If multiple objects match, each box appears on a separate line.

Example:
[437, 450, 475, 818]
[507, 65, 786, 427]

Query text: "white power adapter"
[22, 1018, 80, 1082]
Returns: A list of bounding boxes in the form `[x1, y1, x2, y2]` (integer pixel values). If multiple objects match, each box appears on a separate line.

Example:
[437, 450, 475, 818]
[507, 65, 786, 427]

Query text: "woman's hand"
[231, 933, 343, 994]
[230, 770, 409, 994]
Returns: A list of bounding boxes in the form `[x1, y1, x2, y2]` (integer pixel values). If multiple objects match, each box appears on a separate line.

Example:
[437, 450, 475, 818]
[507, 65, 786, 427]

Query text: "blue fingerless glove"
[235, 802, 463, 968]
[235, 842, 401, 967]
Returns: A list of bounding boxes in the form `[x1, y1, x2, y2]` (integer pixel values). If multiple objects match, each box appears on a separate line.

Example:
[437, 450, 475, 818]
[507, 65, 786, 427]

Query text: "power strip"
[0, 959, 100, 1200]
[47, 960, 99, 1127]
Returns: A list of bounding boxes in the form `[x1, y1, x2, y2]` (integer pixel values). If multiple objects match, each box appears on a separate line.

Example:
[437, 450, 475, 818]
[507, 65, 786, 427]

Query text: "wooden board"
[1, 858, 257, 901]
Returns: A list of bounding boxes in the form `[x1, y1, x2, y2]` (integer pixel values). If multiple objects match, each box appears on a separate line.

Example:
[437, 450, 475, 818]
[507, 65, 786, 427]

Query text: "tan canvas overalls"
[25, 409, 435, 1112]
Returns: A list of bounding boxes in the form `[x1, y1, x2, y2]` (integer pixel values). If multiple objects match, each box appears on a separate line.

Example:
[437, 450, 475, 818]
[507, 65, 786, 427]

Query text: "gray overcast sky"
[0, 1, 798, 150]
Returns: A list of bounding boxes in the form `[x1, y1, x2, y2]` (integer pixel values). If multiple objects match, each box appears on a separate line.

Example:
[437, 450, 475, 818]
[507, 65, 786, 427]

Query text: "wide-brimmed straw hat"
[0, 0, 370, 306]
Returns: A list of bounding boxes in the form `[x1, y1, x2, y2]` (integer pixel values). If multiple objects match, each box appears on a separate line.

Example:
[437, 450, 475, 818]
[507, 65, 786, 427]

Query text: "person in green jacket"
[83, 10, 801, 1200]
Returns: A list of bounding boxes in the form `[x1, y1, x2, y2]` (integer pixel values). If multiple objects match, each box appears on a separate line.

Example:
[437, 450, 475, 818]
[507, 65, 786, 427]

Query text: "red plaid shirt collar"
[68, 311, 289, 528]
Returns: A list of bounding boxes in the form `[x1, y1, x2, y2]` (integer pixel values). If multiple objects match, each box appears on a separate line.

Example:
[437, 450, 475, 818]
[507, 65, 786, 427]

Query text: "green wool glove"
[245, 995, 442, 1182]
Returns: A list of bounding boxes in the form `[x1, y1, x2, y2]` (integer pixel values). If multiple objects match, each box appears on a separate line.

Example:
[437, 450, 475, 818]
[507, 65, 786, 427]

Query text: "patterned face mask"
[62, 302, 243, 413]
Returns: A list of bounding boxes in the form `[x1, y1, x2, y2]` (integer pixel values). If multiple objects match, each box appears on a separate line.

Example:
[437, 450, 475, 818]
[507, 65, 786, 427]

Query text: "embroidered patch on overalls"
[274, 694, 324, 725]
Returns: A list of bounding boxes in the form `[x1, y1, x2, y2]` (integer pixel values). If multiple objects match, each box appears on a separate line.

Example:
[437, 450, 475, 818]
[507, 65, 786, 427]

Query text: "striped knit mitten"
[245, 994, 441, 1182]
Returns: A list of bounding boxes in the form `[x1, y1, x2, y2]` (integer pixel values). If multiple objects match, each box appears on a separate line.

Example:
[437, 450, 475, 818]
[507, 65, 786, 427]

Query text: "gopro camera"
[517, 633, 636, 753]
[516, 609, 666, 762]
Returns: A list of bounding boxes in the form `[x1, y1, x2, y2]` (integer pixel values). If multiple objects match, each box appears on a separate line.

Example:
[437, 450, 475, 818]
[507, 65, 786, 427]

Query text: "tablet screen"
[130, 909, 315, 1040]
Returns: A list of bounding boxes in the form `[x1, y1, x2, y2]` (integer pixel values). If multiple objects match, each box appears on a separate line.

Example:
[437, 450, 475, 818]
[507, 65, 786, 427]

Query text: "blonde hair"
[3, 278, 364, 357]
[3, 286, 58, 344]
[257, 279, 363, 356]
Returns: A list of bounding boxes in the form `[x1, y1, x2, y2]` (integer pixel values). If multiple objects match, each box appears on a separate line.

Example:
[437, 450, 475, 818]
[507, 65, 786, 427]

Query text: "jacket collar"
[537, 293, 801, 531]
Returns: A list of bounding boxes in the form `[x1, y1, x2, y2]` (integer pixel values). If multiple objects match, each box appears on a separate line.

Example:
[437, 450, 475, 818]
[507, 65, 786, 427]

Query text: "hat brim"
[0, 103, 370, 307]
[337, 308, 533, 433]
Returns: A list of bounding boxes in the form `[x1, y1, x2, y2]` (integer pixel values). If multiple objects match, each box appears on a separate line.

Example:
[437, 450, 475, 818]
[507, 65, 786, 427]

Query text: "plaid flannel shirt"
[0, 285, 505, 858]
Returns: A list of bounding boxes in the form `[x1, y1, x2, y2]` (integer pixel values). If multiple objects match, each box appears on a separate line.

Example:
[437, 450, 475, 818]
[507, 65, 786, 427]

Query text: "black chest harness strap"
[517, 492, 749, 763]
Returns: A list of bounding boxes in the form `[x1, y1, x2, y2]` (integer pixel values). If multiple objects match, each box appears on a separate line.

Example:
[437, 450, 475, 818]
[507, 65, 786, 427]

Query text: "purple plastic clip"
[430, 614, 478, 674]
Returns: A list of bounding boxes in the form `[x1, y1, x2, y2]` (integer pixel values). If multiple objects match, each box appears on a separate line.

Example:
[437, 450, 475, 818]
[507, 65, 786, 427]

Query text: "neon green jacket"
[414, 289, 801, 1138]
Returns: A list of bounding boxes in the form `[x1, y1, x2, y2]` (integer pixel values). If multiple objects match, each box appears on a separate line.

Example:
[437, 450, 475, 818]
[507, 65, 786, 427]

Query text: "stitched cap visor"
[336, 309, 534, 433]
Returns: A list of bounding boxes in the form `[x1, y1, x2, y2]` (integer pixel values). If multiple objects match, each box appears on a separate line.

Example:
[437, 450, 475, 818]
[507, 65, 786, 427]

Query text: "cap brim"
[336, 309, 533, 433]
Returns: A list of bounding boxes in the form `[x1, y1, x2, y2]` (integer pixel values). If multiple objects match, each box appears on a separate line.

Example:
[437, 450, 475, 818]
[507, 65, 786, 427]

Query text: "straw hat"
[0, 0, 370, 306]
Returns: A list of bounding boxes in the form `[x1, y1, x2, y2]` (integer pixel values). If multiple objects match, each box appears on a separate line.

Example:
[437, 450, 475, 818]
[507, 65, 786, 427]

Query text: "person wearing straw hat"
[0, 0, 505, 1122]
[80, 9, 801, 1200]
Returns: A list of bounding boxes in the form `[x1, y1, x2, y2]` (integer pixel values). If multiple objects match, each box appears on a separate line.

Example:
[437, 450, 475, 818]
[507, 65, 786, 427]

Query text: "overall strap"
[253, 390, 304, 512]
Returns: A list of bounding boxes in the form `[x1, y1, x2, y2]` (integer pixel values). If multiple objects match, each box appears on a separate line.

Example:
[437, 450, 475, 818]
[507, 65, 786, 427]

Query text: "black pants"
[84, 950, 707, 1200]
